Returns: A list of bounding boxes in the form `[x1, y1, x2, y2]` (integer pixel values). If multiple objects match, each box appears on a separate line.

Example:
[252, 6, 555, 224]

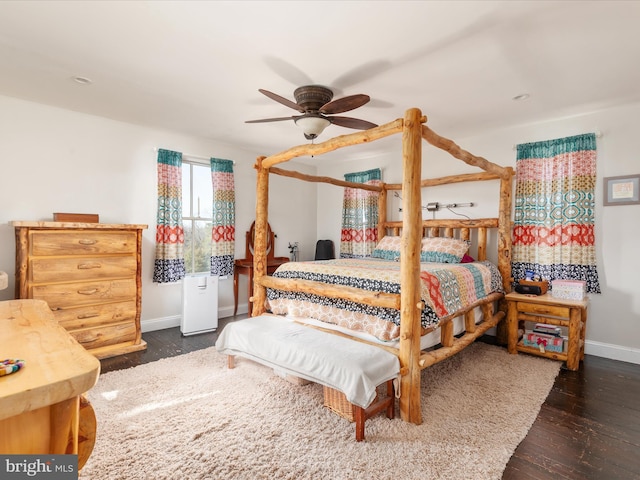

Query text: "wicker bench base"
[228, 355, 395, 441]
[324, 380, 395, 441]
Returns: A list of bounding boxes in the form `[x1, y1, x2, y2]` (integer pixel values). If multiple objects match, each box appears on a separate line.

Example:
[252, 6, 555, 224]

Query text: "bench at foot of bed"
[216, 315, 400, 441]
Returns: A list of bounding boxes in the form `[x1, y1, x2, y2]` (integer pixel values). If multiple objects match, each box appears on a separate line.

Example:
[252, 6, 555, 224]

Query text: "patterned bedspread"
[266, 258, 504, 342]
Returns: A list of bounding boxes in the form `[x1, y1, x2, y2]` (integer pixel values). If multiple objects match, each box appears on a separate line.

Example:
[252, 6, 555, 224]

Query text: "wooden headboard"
[381, 218, 499, 262]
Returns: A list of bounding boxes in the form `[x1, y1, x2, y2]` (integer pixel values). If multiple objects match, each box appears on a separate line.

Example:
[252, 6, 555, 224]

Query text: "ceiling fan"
[245, 85, 378, 140]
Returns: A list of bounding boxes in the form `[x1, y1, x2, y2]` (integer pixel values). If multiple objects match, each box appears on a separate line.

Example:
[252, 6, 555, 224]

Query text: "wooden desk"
[233, 221, 288, 315]
[233, 258, 288, 315]
[0, 299, 100, 462]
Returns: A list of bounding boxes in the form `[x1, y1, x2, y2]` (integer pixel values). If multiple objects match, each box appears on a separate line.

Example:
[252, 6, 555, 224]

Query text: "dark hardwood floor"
[99, 316, 242, 374]
[99, 317, 640, 480]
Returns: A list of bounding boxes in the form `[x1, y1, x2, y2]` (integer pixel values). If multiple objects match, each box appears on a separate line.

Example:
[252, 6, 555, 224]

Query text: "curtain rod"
[153, 148, 236, 165]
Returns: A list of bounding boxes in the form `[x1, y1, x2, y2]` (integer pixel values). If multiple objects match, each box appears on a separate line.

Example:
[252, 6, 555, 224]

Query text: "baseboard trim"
[141, 304, 250, 333]
[585, 340, 640, 365]
[141, 315, 180, 333]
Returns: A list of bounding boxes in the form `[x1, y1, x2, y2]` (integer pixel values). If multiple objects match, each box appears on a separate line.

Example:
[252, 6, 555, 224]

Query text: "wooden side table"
[233, 258, 288, 315]
[506, 292, 588, 371]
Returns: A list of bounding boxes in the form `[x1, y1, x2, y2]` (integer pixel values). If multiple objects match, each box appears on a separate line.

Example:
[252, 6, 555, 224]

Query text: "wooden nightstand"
[506, 292, 588, 371]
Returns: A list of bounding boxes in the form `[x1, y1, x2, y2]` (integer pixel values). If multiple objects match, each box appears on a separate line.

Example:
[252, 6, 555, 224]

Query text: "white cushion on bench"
[215, 315, 400, 408]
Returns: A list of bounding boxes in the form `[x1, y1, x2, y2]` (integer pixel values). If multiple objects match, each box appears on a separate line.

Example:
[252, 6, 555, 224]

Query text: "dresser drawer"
[69, 322, 137, 350]
[517, 301, 570, 319]
[31, 231, 137, 256]
[30, 255, 137, 283]
[52, 301, 137, 330]
[32, 279, 137, 309]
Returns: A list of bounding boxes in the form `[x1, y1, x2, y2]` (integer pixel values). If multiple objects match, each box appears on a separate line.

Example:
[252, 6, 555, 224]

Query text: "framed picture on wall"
[603, 174, 640, 206]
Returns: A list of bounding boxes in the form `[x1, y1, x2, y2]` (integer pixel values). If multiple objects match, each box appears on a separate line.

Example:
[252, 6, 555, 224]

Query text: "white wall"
[316, 102, 640, 364]
[3, 93, 638, 364]
[0, 95, 317, 328]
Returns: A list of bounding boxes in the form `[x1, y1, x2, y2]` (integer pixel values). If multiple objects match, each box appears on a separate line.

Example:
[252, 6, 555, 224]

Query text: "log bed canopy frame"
[250, 108, 514, 425]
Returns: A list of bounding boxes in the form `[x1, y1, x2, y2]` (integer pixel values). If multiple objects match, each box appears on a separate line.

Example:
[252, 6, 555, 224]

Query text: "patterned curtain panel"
[512, 133, 601, 293]
[153, 149, 186, 283]
[210, 158, 235, 276]
[339, 168, 382, 259]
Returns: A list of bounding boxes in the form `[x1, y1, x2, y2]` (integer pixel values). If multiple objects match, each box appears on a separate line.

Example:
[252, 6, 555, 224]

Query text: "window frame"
[181, 159, 213, 275]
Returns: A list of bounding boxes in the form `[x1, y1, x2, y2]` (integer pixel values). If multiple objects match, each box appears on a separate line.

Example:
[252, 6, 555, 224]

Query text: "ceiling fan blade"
[245, 116, 295, 124]
[329, 116, 378, 130]
[258, 89, 305, 112]
[263, 56, 314, 87]
[331, 60, 392, 89]
[320, 94, 370, 115]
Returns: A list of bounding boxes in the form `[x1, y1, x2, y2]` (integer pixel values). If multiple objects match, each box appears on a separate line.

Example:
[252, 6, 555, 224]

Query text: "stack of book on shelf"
[522, 323, 567, 353]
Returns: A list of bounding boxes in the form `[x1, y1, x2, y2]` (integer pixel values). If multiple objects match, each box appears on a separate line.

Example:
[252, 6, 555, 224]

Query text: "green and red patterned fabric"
[339, 168, 381, 259]
[512, 133, 600, 293]
[267, 258, 503, 342]
[210, 158, 235, 276]
[153, 149, 186, 283]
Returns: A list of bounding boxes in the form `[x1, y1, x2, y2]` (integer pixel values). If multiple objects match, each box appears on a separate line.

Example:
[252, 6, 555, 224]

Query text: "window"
[181, 161, 213, 274]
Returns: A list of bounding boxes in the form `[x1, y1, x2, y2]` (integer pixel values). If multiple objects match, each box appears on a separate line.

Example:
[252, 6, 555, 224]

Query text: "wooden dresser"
[12, 221, 148, 359]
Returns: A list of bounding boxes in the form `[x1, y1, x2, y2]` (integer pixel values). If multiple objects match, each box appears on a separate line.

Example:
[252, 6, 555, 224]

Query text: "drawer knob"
[78, 239, 97, 245]
[77, 313, 100, 319]
[78, 263, 102, 270]
[78, 288, 98, 295]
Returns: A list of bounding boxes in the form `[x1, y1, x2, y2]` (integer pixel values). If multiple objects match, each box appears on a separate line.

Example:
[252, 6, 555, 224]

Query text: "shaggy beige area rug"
[81, 342, 560, 480]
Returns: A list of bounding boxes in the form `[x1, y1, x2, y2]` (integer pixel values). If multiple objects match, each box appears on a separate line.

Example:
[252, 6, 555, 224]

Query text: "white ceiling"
[1, 1, 639, 162]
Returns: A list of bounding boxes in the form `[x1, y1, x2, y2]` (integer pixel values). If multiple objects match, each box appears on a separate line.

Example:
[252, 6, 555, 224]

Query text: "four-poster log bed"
[249, 108, 514, 425]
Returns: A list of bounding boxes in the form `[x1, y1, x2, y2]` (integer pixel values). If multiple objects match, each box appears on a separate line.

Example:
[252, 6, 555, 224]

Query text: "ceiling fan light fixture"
[294, 115, 331, 140]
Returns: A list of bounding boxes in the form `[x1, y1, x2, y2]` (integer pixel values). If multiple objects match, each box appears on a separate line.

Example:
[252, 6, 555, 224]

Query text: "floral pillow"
[372, 236, 469, 263]
[420, 237, 470, 263]
[371, 236, 401, 261]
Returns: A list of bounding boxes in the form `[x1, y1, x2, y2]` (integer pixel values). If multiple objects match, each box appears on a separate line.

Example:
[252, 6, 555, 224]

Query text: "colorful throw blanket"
[266, 258, 503, 342]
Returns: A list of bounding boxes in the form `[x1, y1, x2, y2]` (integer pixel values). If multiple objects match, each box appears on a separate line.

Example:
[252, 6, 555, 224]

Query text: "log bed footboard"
[419, 304, 505, 370]
[257, 273, 505, 372]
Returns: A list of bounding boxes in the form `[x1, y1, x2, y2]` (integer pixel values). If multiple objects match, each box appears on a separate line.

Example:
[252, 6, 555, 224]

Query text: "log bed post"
[495, 170, 514, 344]
[252, 156, 269, 317]
[378, 186, 388, 241]
[420, 123, 514, 292]
[497, 171, 514, 293]
[399, 108, 424, 425]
